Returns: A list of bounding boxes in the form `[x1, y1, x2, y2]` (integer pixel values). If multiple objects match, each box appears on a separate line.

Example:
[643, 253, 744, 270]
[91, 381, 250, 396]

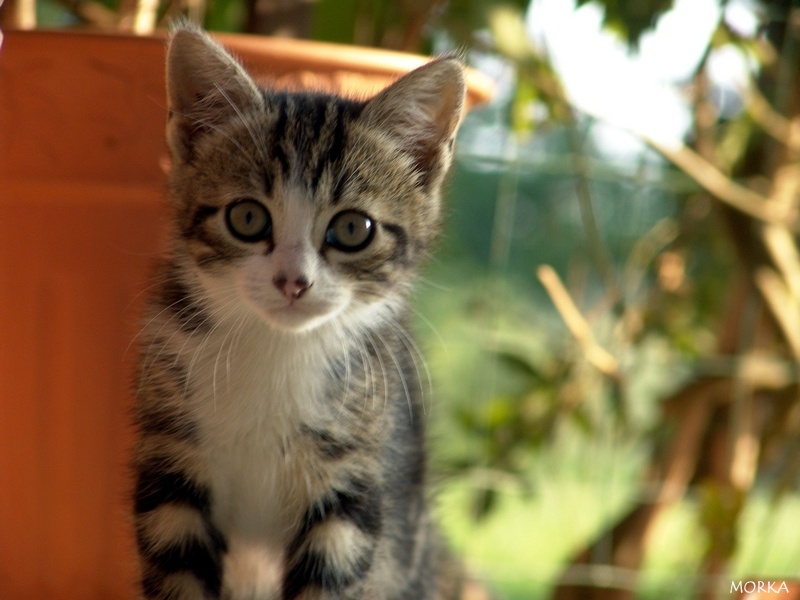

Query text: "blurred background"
[2, 0, 800, 598]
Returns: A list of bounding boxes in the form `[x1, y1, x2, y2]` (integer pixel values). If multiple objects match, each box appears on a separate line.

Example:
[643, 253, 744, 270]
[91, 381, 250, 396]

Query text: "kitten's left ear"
[361, 57, 466, 186]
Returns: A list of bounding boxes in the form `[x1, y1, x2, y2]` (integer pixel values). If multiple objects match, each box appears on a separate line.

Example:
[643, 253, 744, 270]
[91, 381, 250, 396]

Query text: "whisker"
[226, 310, 252, 395]
[361, 331, 390, 416]
[327, 322, 349, 418]
[382, 317, 432, 416]
[356, 342, 373, 420]
[330, 320, 354, 417]
[212, 305, 246, 400]
[182, 294, 243, 409]
[370, 326, 414, 422]
[415, 274, 452, 293]
[349, 283, 448, 355]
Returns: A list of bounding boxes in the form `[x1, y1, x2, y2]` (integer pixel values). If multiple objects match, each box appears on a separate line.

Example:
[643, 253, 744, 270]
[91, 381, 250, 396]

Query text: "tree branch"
[537, 265, 619, 379]
[643, 135, 796, 227]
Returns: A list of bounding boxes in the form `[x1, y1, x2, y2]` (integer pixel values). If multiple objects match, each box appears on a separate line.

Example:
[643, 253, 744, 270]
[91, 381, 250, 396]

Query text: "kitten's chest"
[186, 326, 338, 540]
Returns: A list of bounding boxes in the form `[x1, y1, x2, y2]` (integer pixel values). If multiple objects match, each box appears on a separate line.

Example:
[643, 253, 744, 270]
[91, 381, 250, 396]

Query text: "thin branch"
[699, 353, 800, 389]
[755, 267, 800, 358]
[762, 225, 800, 301]
[537, 265, 619, 378]
[743, 83, 800, 150]
[642, 135, 795, 227]
[576, 100, 795, 226]
[726, 285, 761, 493]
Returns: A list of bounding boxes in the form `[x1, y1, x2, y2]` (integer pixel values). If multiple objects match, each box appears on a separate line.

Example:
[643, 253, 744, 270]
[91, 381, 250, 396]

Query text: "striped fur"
[133, 26, 466, 600]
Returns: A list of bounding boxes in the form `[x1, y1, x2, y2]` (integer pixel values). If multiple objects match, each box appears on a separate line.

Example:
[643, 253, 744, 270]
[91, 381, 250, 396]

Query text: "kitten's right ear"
[166, 27, 262, 163]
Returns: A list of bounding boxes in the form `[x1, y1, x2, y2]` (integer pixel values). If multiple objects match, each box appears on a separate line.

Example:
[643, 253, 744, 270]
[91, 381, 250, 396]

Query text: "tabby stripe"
[337, 262, 390, 282]
[271, 94, 290, 178]
[327, 103, 363, 205]
[182, 204, 219, 240]
[306, 479, 381, 536]
[303, 426, 358, 460]
[310, 102, 343, 194]
[158, 275, 211, 334]
[138, 352, 188, 395]
[327, 102, 349, 163]
[262, 161, 274, 197]
[141, 564, 170, 598]
[330, 168, 349, 205]
[282, 549, 370, 600]
[141, 534, 225, 597]
[134, 469, 211, 515]
[308, 101, 330, 194]
[381, 222, 410, 265]
[140, 564, 220, 599]
[182, 205, 242, 264]
[282, 478, 381, 596]
[257, 91, 276, 196]
[137, 409, 198, 442]
[309, 97, 328, 142]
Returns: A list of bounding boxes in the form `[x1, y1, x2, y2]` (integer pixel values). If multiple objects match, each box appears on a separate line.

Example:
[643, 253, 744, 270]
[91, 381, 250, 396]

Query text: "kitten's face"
[165, 29, 465, 332]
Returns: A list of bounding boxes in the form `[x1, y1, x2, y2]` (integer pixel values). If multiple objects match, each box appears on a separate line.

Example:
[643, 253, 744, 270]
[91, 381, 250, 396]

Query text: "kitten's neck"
[184, 302, 390, 419]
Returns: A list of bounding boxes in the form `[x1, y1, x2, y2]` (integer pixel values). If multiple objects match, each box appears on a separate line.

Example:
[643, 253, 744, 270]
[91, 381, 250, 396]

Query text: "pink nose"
[273, 274, 312, 300]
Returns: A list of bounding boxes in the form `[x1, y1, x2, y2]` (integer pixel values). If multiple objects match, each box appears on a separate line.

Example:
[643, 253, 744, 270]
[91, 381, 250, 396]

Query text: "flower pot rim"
[1, 28, 494, 107]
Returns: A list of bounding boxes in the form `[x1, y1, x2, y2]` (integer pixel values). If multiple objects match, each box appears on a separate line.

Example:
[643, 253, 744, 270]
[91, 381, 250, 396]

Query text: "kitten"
[132, 26, 465, 600]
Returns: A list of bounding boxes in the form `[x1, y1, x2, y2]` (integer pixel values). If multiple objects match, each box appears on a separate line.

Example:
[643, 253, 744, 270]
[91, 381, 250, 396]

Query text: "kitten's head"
[165, 27, 465, 332]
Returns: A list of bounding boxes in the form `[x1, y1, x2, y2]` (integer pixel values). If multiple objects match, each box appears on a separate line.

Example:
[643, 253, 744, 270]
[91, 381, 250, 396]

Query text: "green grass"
[730, 494, 800, 581]
[435, 475, 800, 600]
[433, 429, 643, 599]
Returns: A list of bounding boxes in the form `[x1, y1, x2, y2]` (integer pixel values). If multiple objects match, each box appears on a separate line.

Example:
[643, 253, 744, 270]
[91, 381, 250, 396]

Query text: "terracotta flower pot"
[0, 29, 491, 599]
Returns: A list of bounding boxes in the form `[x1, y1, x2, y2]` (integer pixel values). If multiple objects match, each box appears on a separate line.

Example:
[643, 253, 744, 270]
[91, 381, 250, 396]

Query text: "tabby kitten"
[133, 26, 465, 600]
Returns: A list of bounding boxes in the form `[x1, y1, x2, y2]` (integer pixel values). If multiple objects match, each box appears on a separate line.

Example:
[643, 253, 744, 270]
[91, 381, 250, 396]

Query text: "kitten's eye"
[226, 199, 271, 242]
[326, 211, 375, 252]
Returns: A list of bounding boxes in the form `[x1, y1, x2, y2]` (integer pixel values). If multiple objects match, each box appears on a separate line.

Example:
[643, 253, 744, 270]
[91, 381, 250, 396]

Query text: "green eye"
[326, 210, 375, 252]
[226, 199, 271, 242]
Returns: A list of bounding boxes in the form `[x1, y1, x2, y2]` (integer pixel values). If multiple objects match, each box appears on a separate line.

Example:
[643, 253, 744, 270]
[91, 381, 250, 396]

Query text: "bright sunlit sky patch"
[524, 0, 755, 152]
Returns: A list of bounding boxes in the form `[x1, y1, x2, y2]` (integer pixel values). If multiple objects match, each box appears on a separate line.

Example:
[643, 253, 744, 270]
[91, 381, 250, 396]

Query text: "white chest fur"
[180, 318, 348, 597]
[184, 317, 341, 541]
